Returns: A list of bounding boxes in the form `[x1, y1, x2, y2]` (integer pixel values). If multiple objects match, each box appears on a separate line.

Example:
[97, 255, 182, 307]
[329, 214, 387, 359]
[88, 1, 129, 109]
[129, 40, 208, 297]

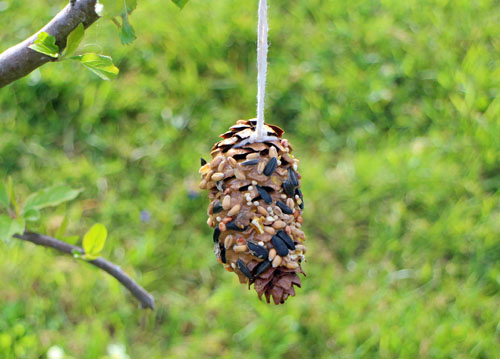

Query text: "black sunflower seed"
[201, 158, 207, 166]
[213, 227, 221, 243]
[236, 259, 253, 280]
[263, 157, 277, 176]
[212, 201, 223, 214]
[247, 242, 269, 259]
[277, 230, 295, 250]
[220, 243, 226, 263]
[277, 200, 294, 215]
[288, 167, 299, 187]
[242, 159, 259, 166]
[253, 260, 271, 277]
[256, 185, 272, 204]
[296, 188, 304, 209]
[226, 221, 248, 232]
[283, 180, 295, 197]
[272, 235, 289, 257]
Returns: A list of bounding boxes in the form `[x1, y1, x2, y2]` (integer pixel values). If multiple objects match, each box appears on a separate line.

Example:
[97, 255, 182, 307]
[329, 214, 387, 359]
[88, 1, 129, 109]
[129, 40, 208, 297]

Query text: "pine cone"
[199, 119, 306, 304]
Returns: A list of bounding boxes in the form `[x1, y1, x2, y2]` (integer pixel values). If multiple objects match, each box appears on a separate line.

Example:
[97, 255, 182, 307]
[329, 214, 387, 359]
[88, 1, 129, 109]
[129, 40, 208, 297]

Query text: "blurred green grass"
[2, 0, 500, 357]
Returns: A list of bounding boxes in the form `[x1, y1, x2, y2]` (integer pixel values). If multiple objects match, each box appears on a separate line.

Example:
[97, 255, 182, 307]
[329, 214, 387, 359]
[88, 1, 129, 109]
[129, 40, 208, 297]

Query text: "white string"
[255, 0, 268, 141]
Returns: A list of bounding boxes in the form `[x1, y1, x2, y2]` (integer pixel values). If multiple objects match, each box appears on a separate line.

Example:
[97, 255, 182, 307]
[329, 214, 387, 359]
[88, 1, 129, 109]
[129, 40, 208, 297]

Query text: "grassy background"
[2, 0, 500, 357]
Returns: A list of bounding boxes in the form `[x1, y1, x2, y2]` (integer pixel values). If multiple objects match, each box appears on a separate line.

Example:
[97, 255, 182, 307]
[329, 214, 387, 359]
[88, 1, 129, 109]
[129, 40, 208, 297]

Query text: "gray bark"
[14, 231, 155, 310]
[0, 0, 100, 88]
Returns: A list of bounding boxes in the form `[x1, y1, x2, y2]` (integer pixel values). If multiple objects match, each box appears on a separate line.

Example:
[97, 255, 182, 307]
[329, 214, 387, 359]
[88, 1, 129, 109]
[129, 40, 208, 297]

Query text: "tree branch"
[13, 231, 155, 310]
[0, 0, 100, 88]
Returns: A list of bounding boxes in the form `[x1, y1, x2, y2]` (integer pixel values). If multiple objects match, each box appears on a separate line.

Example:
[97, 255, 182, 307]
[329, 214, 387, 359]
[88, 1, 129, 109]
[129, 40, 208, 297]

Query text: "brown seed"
[286, 261, 299, 269]
[225, 169, 234, 178]
[228, 157, 237, 167]
[217, 160, 225, 172]
[234, 169, 246, 180]
[210, 156, 223, 169]
[219, 222, 227, 231]
[224, 235, 234, 249]
[222, 195, 231, 210]
[264, 226, 276, 235]
[272, 255, 282, 268]
[227, 204, 241, 217]
[246, 152, 259, 160]
[207, 217, 213, 227]
[287, 198, 295, 209]
[207, 181, 216, 189]
[269, 146, 278, 158]
[285, 225, 292, 235]
[257, 161, 266, 174]
[295, 244, 306, 253]
[234, 244, 248, 252]
[291, 227, 306, 239]
[257, 206, 269, 216]
[199, 179, 207, 189]
[282, 153, 292, 163]
[211, 172, 224, 181]
[268, 248, 277, 261]
[297, 216, 303, 224]
[222, 216, 233, 224]
[272, 220, 286, 229]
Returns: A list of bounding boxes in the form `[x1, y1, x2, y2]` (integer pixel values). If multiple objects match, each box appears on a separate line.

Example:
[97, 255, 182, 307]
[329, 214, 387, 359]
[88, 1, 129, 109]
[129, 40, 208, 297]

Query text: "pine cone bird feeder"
[199, 119, 306, 304]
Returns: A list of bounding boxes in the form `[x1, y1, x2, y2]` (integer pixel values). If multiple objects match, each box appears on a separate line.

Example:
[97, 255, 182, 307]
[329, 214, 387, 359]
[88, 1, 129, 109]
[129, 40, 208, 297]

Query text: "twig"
[13, 231, 155, 310]
[0, 0, 100, 88]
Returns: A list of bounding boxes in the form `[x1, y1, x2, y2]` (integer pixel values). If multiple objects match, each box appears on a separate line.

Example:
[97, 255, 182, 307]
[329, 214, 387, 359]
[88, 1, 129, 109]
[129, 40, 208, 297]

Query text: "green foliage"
[2, 0, 500, 357]
[0, 215, 25, 243]
[119, 12, 136, 45]
[171, 0, 189, 9]
[62, 23, 84, 58]
[71, 54, 119, 80]
[28, 31, 59, 58]
[23, 185, 82, 213]
[0, 182, 8, 208]
[82, 223, 108, 260]
[0, 183, 82, 242]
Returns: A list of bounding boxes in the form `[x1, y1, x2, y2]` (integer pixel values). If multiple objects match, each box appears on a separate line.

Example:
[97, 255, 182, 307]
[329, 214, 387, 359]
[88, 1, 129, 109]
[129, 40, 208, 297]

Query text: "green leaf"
[0, 182, 9, 208]
[0, 215, 25, 242]
[28, 32, 59, 58]
[83, 223, 107, 260]
[119, 13, 136, 45]
[23, 185, 83, 212]
[171, 0, 189, 9]
[10, 217, 25, 238]
[73, 53, 119, 80]
[125, 0, 137, 13]
[23, 208, 40, 222]
[63, 23, 85, 58]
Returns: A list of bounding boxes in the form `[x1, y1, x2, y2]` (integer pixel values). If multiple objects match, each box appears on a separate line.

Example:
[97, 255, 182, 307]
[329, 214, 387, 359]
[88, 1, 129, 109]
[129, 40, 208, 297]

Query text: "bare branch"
[14, 231, 155, 310]
[0, 0, 100, 88]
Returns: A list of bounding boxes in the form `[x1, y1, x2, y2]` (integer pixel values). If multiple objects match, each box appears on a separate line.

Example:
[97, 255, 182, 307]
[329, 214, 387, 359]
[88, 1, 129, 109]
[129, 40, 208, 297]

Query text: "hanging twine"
[255, 0, 268, 140]
[235, 0, 275, 147]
